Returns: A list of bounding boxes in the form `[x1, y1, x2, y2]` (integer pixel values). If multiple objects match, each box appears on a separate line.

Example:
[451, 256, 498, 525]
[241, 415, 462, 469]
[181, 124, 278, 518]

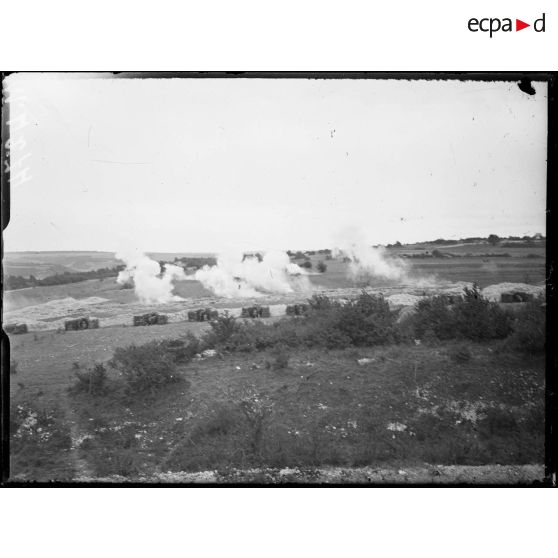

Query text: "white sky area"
[4, 74, 547, 253]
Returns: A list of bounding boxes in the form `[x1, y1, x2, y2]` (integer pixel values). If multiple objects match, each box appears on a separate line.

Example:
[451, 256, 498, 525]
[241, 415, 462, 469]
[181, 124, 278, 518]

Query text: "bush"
[452, 285, 512, 341]
[190, 405, 241, 442]
[325, 292, 397, 347]
[109, 340, 182, 394]
[204, 312, 241, 346]
[317, 261, 327, 273]
[292, 292, 397, 349]
[70, 363, 108, 396]
[161, 333, 202, 363]
[409, 285, 512, 342]
[506, 298, 545, 353]
[10, 359, 18, 374]
[269, 346, 290, 370]
[409, 296, 455, 340]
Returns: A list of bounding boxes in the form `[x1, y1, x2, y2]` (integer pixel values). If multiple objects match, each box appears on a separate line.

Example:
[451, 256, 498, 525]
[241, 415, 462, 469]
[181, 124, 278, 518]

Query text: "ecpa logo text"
[468, 13, 545, 37]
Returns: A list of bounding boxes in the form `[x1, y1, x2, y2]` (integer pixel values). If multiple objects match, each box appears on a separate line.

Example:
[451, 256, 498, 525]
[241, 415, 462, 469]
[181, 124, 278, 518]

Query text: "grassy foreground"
[8, 287, 546, 483]
[10, 340, 544, 481]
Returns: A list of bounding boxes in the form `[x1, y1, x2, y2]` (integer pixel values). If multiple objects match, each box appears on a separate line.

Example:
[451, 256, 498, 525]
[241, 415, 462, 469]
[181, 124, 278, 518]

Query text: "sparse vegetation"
[10, 392, 74, 480]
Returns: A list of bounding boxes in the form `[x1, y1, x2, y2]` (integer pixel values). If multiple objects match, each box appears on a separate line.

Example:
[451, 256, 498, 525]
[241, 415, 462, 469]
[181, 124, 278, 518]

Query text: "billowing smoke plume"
[116, 251, 186, 304]
[333, 228, 409, 282]
[190, 250, 312, 298]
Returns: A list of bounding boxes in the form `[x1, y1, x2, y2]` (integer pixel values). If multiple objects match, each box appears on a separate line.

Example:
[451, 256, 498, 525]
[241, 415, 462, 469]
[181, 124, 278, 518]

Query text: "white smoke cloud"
[189, 250, 312, 298]
[116, 251, 186, 304]
[333, 228, 409, 282]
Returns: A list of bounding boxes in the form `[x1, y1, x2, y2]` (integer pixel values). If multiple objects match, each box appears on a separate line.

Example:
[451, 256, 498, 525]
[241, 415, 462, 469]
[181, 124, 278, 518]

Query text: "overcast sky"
[4, 74, 547, 253]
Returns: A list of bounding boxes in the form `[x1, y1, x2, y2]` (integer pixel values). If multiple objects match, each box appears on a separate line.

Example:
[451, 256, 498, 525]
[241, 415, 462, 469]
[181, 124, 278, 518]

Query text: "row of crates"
[3, 304, 278, 334]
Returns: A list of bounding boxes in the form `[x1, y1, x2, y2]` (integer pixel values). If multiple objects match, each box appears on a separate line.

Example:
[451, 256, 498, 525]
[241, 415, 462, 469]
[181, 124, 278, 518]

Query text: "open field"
[4, 251, 122, 279]
[4, 245, 547, 484]
[8, 323, 210, 401]
[8, 338, 545, 482]
[3, 251, 217, 280]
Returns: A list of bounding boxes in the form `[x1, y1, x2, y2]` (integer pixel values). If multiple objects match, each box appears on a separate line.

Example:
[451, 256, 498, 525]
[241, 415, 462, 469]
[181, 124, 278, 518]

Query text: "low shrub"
[190, 405, 241, 442]
[329, 291, 397, 347]
[409, 285, 512, 342]
[70, 363, 108, 396]
[268, 346, 290, 370]
[10, 359, 18, 374]
[109, 340, 182, 394]
[161, 333, 202, 363]
[506, 298, 546, 353]
[451, 285, 512, 341]
[410, 296, 455, 340]
[238, 388, 274, 457]
[301, 291, 397, 349]
[204, 312, 242, 347]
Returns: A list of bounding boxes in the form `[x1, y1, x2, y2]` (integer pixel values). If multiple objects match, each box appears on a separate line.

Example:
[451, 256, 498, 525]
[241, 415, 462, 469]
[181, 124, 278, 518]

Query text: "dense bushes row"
[72, 286, 545, 399]
[409, 285, 513, 342]
[204, 292, 398, 351]
[409, 286, 545, 351]
[205, 286, 545, 353]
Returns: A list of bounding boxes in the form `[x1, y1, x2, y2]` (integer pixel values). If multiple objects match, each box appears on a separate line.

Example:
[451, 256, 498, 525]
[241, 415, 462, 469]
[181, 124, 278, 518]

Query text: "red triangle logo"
[516, 19, 530, 31]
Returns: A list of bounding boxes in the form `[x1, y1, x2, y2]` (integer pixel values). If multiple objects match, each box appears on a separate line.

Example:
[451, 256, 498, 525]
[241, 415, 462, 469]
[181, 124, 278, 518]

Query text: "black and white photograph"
[1, 73, 550, 485]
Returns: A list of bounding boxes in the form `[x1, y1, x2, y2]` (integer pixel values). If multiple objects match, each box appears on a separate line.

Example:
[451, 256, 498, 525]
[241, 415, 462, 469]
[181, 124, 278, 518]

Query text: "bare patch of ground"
[74, 464, 545, 485]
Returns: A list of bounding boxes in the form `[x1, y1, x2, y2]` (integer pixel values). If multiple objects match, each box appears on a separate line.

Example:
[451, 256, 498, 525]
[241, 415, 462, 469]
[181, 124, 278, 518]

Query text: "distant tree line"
[4, 265, 126, 291]
[386, 234, 544, 248]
